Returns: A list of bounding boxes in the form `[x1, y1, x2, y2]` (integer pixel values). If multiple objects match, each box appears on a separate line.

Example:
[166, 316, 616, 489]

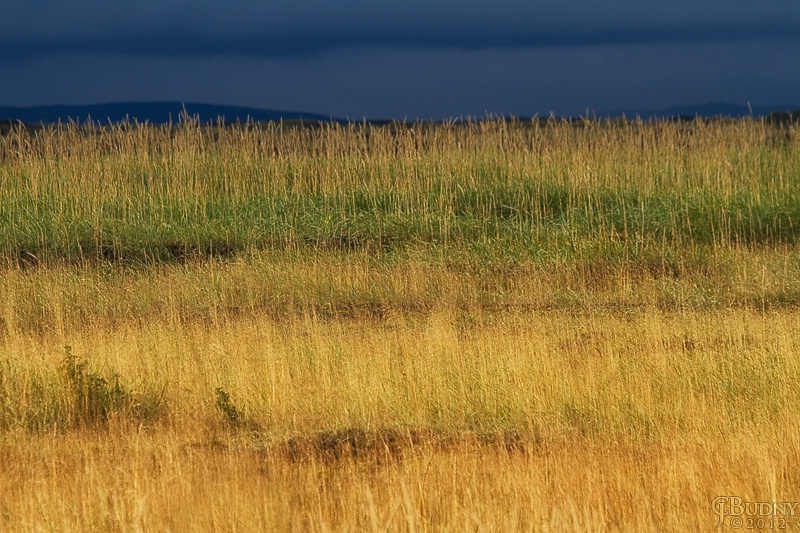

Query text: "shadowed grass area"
[1, 245, 800, 336]
[3, 185, 800, 265]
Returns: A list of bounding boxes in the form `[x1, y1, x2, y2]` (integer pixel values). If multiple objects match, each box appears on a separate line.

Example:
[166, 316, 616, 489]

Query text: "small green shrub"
[0, 348, 166, 432]
[62, 345, 164, 428]
[214, 387, 241, 429]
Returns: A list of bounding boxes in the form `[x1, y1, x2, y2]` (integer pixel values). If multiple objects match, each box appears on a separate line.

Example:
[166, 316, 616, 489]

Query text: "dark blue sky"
[2, 1, 799, 119]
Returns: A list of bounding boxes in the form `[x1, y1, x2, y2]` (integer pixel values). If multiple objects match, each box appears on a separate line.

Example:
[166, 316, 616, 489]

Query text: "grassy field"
[1, 117, 799, 531]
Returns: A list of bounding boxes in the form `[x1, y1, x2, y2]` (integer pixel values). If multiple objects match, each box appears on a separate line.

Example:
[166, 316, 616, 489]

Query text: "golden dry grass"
[2, 307, 800, 530]
[1, 118, 799, 530]
[4, 429, 796, 532]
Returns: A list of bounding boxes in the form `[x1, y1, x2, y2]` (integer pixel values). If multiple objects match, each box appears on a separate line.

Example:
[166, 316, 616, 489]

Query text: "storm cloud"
[2, 0, 799, 60]
[2, 1, 799, 119]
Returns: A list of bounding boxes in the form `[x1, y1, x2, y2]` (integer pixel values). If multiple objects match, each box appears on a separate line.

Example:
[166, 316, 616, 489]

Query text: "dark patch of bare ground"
[271, 428, 529, 464]
[5, 242, 243, 270]
[10, 247, 41, 270]
[3, 235, 395, 270]
[188, 428, 531, 467]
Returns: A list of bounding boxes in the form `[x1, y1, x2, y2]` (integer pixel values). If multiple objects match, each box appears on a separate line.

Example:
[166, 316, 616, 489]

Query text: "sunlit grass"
[1, 117, 799, 265]
[1, 309, 799, 530]
[1, 117, 799, 530]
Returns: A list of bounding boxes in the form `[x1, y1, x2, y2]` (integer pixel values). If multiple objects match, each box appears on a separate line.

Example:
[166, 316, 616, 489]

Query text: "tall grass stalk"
[1, 118, 798, 265]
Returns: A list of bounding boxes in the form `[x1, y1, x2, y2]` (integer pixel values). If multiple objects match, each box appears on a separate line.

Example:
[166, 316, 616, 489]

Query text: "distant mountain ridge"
[0, 102, 337, 125]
